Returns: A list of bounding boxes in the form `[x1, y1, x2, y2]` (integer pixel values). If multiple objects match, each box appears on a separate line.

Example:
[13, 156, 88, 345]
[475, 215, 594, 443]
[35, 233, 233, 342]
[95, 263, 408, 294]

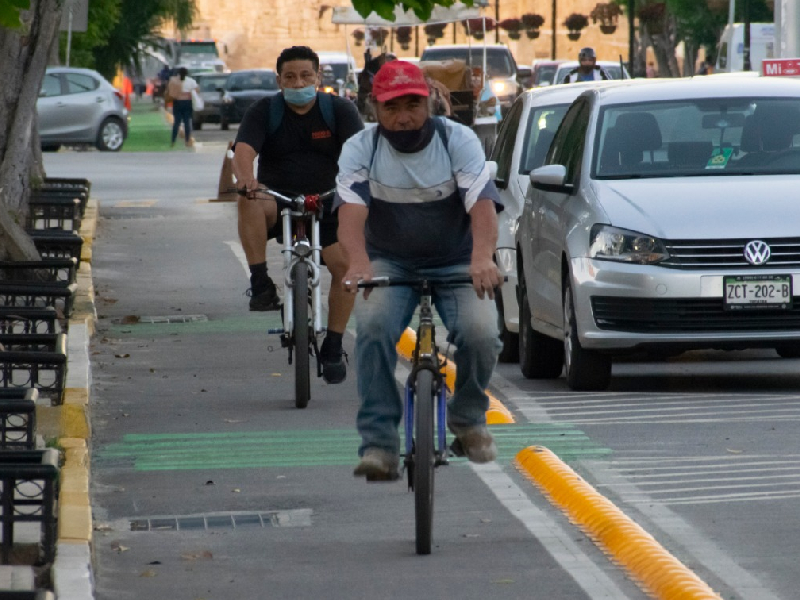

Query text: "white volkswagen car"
[488, 81, 623, 361]
[517, 77, 800, 391]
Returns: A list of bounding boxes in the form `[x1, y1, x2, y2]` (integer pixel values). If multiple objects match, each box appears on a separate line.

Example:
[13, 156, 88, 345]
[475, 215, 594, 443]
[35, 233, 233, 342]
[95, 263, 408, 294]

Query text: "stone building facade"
[188, 0, 631, 71]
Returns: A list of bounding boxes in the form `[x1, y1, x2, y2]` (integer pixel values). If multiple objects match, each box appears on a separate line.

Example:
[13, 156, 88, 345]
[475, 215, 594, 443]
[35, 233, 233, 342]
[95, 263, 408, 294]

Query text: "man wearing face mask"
[233, 46, 363, 384]
[335, 61, 504, 479]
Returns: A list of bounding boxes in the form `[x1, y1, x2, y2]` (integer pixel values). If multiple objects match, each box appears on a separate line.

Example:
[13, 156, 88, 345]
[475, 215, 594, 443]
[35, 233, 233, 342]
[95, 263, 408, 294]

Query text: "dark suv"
[220, 69, 279, 128]
[420, 44, 521, 115]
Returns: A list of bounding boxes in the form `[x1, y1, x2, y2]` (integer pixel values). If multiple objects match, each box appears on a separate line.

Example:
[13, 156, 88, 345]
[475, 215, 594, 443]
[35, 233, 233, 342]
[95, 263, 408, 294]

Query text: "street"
[42, 147, 800, 600]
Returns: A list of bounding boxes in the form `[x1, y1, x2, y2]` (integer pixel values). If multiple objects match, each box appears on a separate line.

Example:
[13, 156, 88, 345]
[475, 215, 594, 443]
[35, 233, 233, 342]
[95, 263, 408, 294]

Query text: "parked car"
[553, 60, 630, 85]
[531, 59, 567, 87]
[192, 73, 230, 130]
[420, 44, 521, 115]
[38, 66, 128, 152]
[220, 69, 279, 128]
[517, 77, 800, 391]
[487, 81, 619, 361]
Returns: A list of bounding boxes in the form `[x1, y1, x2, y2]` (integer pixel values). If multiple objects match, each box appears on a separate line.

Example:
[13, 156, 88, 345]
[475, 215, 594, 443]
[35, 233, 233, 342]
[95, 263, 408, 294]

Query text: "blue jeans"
[354, 259, 501, 456]
[172, 99, 193, 144]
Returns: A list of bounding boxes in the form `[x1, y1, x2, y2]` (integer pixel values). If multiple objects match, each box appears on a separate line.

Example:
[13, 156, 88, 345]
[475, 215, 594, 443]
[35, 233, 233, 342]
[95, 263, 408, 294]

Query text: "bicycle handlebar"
[236, 186, 335, 212]
[355, 276, 505, 289]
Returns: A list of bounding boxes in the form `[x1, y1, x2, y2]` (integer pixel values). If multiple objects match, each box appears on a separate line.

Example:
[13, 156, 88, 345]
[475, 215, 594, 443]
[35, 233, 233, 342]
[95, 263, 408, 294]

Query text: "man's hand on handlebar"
[342, 260, 374, 299]
[237, 179, 273, 202]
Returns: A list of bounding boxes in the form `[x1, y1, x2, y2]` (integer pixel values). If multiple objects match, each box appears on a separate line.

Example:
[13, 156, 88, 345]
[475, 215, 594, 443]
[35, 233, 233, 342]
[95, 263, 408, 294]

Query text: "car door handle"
[96, 97, 104, 103]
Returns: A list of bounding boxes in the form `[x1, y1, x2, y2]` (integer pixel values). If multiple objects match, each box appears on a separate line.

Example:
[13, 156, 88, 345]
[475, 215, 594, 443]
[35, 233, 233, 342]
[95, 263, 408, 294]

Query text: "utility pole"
[743, 0, 751, 70]
[628, 0, 635, 76]
[495, 0, 500, 44]
[551, 0, 557, 59]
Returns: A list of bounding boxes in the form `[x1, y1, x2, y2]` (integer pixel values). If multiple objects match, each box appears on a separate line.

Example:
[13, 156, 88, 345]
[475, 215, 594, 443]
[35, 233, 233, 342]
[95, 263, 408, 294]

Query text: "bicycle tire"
[414, 368, 435, 555]
[293, 261, 311, 409]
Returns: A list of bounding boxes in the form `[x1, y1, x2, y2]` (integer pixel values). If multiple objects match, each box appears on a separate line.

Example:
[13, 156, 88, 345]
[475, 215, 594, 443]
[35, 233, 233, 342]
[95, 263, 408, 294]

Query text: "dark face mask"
[379, 118, 435, 153]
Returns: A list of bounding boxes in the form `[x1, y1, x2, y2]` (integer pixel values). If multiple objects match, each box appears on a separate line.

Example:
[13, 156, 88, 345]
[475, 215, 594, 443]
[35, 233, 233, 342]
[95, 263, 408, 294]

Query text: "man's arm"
[231, 142, 260, 194]
[338, 204, 373, 297]
[469, 199, 502, 300]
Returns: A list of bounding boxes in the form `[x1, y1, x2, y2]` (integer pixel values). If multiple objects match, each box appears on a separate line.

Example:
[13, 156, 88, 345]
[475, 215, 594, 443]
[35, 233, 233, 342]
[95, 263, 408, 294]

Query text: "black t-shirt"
[235, 94, 364, 197]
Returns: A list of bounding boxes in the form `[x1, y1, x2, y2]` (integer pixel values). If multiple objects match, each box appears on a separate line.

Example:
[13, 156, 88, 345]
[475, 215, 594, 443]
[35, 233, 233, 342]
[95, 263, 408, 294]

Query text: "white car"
[553, 60, 630, 85]
[518, 76, 800, 391]
[488, 81, 618, 361]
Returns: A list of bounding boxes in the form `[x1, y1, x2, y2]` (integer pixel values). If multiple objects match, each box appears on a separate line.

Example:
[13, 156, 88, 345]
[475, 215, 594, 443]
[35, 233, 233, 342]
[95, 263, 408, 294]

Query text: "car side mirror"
[531, 165, 572, 193]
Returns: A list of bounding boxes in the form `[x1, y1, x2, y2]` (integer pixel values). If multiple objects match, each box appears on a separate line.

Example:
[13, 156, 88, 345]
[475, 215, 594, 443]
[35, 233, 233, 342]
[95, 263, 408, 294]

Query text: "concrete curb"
[515, 446, 722, 600]
[51, 198, 98, 600]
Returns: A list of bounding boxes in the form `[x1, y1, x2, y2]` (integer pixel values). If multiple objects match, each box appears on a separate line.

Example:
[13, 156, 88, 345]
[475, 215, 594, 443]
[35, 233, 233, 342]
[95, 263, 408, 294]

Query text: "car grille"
[662, 238, 800, 269]
[591, 296, 800, 333]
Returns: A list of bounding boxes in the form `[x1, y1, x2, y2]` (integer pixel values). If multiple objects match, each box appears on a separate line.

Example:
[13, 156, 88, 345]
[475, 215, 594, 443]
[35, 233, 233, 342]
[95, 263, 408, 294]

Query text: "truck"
[716, 23, 775, 73]
[162, 38, 229, 75]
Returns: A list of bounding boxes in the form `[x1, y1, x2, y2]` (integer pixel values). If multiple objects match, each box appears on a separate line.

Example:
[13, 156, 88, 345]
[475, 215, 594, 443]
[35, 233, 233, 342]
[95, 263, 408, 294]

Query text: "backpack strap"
[266, 92, 337, 138]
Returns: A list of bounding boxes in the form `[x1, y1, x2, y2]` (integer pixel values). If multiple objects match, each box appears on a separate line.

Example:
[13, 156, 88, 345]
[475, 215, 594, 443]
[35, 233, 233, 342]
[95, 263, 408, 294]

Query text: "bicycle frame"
[279, 206, 323, 346]
[403, 285, 449, 469]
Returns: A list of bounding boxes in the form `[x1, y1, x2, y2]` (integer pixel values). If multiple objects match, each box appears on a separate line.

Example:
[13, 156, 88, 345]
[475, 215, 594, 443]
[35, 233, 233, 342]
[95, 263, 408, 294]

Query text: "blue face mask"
[283, 85, 317, 106]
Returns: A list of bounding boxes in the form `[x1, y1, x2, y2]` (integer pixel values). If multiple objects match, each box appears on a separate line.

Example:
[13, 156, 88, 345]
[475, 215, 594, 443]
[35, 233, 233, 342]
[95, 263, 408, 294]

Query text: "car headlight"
[589, 225, 669, 264]
[491, 79, 509, 96]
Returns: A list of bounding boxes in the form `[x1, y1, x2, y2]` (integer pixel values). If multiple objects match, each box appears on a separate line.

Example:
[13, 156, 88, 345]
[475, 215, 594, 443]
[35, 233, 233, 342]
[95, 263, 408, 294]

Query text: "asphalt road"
[42, 148, 800, 600]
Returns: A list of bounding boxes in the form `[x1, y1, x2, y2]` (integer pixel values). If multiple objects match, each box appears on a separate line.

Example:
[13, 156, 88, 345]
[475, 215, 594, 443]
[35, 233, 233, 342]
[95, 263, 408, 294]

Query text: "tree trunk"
[0, 0, 63, 261]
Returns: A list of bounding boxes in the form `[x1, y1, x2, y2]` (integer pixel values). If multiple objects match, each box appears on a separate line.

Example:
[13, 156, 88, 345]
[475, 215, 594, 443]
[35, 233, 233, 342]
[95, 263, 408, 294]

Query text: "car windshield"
[421, 48, 513, 77]
[534, 65, 558, 85]
[322, 63, 349, 82]
[593, 97, 800, 179]
[227, 72, 278, 91]
[557, 64, 625, 84]
[198, 76, 228, 92]
[519, 104, 570, 173]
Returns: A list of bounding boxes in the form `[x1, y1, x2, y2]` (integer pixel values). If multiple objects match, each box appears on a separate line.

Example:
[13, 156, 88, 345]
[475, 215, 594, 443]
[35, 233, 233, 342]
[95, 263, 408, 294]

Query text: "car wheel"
[96, 117, 124, 151]
[563, 279, 611, 391]
[775, 344, 800, 359]
[519, 274, 563, 379]
[496, 293, 519, 363]
[220, 118, 229, 131]
[41, 144, 61, 153]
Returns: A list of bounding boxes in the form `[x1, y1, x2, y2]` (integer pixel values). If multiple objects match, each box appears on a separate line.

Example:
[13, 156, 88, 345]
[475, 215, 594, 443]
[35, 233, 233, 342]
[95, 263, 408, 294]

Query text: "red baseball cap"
[371, 61, 430, 102]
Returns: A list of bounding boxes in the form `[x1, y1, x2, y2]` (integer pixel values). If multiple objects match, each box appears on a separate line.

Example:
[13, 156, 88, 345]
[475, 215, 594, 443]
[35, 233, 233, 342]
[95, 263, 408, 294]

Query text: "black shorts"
[267, 195, 339, 249]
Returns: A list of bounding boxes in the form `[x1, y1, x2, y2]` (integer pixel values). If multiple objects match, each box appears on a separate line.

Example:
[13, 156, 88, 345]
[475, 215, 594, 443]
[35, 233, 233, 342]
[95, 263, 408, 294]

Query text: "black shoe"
[319, 336, 347, 384]
[247, 279, 281, 311]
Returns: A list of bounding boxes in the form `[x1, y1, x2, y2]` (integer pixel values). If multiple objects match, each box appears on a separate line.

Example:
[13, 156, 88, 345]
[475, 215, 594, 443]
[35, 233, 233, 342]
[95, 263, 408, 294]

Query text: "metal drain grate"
[130, 509, 312, 531]
[111, 314, 208, 325]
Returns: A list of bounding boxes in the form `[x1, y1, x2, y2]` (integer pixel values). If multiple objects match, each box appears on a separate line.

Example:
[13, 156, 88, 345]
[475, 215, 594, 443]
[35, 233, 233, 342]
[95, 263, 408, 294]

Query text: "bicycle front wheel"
[414, 368, 435, 555]
[292, 261, 311, 409]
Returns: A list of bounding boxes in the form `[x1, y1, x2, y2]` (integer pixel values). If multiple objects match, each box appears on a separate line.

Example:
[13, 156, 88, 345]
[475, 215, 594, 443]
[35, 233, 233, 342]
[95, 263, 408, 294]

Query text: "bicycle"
[238, 186, 335, 409]
[356, 275, 475, 555]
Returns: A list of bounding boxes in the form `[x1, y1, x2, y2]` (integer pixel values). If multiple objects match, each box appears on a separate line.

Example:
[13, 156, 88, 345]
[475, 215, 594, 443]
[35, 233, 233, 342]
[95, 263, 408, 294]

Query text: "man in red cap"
[334, 60, 504, 479]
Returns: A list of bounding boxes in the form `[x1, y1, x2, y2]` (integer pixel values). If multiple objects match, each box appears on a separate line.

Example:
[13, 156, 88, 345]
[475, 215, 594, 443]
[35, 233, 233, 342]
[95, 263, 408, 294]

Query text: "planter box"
[0, 389, 37, 450]
[0, 309, 60, 336]
[0, 449, 58, 565]
[0, 336, 67, 403]
[0, 259, 78, 286]
[0, 283, 77, 319]
[27, 197, 81, 233]
[29, 232, 83, 262]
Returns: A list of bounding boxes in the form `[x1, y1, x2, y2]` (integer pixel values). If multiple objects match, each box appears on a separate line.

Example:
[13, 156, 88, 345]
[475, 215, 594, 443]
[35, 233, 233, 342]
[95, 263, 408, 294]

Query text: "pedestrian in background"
[169, 67, 198, 148]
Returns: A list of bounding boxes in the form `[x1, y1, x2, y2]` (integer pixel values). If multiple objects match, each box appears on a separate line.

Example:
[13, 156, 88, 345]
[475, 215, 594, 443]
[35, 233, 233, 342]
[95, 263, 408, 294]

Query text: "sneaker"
[353, 447, 399, 481]
[247, 278, 281, 311]
[449, 423, 497, 464]
[319, 336, 347, 384]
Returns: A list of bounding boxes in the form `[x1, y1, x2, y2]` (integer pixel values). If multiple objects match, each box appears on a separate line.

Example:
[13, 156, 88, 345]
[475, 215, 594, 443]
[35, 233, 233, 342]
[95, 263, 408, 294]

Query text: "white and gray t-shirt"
[334, 117, 502, 268]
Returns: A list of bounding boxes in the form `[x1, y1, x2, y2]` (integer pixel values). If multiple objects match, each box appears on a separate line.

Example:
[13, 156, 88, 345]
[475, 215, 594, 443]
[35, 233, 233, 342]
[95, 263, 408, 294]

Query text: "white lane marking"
[470, 462, 632, 600]
[586, 459, 781, 600]
[226, 241, 249, 276]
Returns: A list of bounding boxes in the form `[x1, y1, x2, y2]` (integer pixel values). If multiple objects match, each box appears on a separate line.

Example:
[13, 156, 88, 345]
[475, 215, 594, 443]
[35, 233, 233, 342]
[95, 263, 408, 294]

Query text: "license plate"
[723, 275, 793, 310]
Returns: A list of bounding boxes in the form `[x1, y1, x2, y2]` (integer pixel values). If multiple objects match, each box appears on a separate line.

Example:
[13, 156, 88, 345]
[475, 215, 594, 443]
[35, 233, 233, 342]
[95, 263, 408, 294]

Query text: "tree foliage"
[352, 0, 474, 22]
[58, 0, 120, 70]
[0, 0, 30, 29]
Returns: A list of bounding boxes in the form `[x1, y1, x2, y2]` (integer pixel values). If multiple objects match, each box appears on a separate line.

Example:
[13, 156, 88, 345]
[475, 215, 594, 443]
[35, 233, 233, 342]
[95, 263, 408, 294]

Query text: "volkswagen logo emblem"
[743, 240, 771, 265]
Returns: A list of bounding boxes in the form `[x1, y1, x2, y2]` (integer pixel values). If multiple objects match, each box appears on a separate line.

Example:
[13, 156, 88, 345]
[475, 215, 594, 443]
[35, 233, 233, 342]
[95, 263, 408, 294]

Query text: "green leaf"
[0, 0, 30, 29]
